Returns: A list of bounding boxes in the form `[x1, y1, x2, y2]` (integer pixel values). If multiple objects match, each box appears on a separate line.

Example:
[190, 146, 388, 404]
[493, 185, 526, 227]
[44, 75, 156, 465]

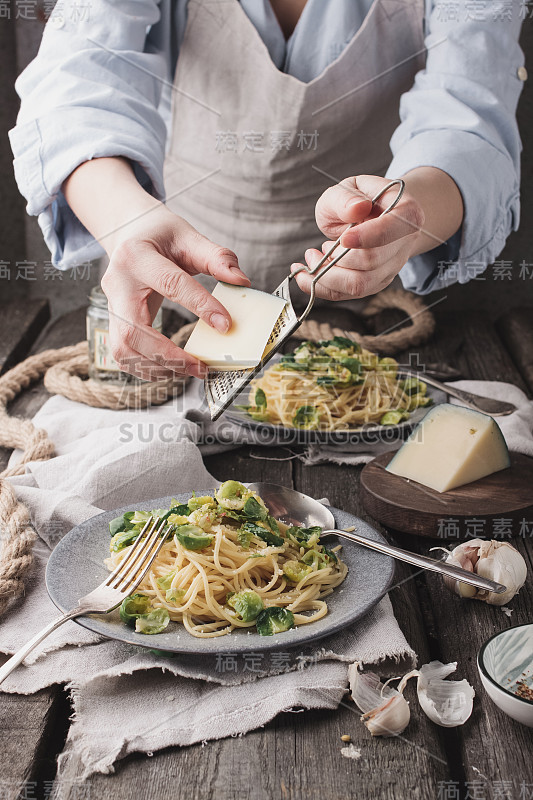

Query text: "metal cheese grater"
[205, 179, 406, 420]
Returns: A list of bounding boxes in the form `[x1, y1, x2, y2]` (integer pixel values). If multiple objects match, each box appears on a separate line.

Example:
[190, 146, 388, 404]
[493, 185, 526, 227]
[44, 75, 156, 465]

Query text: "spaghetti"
[242, 337, 432, 430]
[106, 481, 347, 638]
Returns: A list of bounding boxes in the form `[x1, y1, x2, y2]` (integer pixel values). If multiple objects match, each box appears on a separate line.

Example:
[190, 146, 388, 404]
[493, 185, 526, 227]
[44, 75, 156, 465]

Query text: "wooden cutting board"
[360, 451, 533, 539]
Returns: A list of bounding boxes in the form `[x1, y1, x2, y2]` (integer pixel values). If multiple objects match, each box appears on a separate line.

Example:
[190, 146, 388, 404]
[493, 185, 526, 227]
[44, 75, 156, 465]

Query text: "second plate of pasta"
[227, 339, 446, 445]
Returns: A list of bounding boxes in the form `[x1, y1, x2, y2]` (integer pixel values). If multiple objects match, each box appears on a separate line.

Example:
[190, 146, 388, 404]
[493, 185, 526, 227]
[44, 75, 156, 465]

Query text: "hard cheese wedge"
[183, 282, 287, 370]
[386, 403, 510, 492]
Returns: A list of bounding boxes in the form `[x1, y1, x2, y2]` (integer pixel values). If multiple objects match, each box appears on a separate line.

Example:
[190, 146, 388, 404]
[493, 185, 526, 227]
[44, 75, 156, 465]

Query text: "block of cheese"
[386, 403, 510, 493]
[183, 282, 287, 370]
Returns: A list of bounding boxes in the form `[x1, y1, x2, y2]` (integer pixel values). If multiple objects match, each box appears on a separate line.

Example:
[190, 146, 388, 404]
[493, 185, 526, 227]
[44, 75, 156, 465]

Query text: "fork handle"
[399, 369, 516, 416]
[0, 607, 83, 687]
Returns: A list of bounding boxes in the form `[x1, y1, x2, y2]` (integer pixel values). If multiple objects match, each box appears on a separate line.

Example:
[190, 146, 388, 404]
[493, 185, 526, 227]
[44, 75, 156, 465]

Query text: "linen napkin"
[1, 391, 415, 778]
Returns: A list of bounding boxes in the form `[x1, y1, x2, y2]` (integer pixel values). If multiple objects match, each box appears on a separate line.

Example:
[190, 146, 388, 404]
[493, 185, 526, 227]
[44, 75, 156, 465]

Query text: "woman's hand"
[101, 204, 250, 380]
[63, 157, 250, 380]
[291, 174, 424, 301]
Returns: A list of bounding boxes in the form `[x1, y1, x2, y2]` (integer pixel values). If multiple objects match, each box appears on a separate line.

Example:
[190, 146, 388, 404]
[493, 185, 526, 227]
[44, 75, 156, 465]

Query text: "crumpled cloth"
[1, 387, 415, 778]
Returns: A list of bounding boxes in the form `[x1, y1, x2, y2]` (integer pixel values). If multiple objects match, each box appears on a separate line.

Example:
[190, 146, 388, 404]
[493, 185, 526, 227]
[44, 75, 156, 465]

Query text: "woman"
[9, 0, 525, 380]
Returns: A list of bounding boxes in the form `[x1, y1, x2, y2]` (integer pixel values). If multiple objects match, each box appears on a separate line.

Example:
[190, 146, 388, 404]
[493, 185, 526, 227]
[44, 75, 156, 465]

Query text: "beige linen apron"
[164, 0, 425, 314]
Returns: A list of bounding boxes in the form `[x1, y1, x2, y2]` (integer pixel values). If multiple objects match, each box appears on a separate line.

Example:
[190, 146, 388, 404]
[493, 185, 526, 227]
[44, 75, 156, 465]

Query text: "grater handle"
[292, 179, 406, 325]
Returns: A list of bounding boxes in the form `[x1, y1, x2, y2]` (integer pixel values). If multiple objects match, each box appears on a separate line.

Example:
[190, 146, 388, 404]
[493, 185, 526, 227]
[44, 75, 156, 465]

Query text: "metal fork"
[0, 516, 172, 686]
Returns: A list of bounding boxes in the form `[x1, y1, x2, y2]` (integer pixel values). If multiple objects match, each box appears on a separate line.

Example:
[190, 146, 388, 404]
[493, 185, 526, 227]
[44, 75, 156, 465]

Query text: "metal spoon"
[248, 483, 506, 595]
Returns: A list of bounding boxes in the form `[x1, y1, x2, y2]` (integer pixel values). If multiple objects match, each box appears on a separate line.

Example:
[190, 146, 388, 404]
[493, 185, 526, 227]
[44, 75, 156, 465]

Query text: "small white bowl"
[477, 622, 533, 727]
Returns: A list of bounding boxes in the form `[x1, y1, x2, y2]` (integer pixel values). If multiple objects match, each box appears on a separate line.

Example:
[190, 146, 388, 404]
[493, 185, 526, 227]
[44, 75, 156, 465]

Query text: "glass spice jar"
[86, 286, 163, 384]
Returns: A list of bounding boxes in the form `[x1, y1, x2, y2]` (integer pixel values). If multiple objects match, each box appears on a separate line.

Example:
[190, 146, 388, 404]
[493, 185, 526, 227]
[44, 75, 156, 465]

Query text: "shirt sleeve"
[386, 0, 526, 294]
[8, 0, 172, 269]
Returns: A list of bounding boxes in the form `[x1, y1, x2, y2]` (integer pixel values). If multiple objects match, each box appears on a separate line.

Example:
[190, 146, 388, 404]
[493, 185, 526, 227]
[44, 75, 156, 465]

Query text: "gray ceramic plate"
[46, 493, 395, 654]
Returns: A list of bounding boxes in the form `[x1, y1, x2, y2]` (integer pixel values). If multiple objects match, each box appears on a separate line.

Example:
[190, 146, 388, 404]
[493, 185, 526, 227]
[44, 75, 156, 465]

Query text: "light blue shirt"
[9, 0, 526, 294]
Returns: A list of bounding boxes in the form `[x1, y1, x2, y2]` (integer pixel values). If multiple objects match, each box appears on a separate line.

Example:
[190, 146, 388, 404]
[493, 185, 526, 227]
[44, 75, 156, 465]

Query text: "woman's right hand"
[63, 157, 249, 381]
[101, 203, 250, 380]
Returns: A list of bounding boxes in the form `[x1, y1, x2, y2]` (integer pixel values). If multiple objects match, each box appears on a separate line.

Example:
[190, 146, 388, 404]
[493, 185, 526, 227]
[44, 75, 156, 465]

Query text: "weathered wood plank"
[496, 308, 533, 396]
[385, 307, 533, 792]
[408, 534, 533, 795]
[0, 298, 50, 375]
[0, 688, 68, 800]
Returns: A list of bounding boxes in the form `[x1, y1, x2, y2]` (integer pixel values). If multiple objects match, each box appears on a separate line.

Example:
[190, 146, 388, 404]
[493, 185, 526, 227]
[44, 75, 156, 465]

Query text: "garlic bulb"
[399, 661, 475, 727]
[440, 539, 527, 605]
[348, 663, 410, 737]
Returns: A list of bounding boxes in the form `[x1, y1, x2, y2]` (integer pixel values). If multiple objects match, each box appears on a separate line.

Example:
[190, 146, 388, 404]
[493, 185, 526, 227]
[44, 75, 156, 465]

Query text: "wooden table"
[1, 299, 532, 800]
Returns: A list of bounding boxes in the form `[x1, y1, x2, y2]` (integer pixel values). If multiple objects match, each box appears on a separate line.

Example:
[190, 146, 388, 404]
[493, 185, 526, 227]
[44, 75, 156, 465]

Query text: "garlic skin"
[443, 539, 527, 605]
[348, 663, 410, 737]
[398, 661, 475, 728]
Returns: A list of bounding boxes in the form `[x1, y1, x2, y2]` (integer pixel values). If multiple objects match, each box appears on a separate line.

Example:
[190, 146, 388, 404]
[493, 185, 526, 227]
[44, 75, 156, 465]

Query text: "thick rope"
[0, 333, 187, 615]
[0, 288, 434, 614]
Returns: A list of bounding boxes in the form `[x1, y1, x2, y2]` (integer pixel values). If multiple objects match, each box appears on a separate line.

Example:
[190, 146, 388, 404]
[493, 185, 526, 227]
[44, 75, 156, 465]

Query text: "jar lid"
[89, 285, 108, 308]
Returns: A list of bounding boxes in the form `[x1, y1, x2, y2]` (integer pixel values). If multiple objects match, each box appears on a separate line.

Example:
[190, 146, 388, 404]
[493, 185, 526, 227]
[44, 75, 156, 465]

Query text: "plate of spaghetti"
[46, 481, 395, 654]
[227, 337, 445, 445]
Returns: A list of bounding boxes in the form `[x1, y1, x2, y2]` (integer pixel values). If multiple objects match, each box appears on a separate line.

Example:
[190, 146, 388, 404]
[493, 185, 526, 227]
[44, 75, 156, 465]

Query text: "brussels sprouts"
[282, 560, 313, 583]
[187, 494, 215, 512]
[292, 405, 321, 430]
[379, 410, 409, 426]
[156, 572, 185, 602]
[156, 571, 176, 591]
[243, 387, 270, 421]
[301, 548, 334, 570]
[286, 525, 322, 548]
[294, 343, 315, 363]
[266, 515, 279, 533]
[400, 377, 427, 396]
[135, 608, 170, 635]
[188, 506, 217, 531]
[255, 388, 267, 409]
[256, 607, 295, 636]
[227, 590, 264, 622]
[165, 588, 185, 603]
[331, 335, 358, 351]
[322, 546, 338, 564]
[237, 527, 254, 549]
[109, 511, 135, 537]
[378, 357, 398, 376]
[110, 529, 140, 552]
[407, 394, 433, 411]
[169, 502, 192, 516]
[167, 513, 190, 526]
[175, 524, 213, 550]
[339, 357, 362, 375]
[119, 594, 151, 626]
[242, 522, 284, 548]
[242, 496, 268, 521]
[215, 480, 248, 510]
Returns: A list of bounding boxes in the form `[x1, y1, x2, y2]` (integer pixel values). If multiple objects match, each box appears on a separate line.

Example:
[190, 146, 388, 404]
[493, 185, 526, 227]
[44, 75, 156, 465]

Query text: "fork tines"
[106, 517, 172, 594]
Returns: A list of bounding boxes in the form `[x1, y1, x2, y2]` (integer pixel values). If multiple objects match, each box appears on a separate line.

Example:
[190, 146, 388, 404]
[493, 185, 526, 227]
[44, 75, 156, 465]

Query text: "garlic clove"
[415, 661, 475, 727]
[361, 694, 411, 737]
[348, 662, 410, 737]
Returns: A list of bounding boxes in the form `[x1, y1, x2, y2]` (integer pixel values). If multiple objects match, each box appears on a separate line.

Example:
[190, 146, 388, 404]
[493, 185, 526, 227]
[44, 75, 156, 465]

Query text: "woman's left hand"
[291, 175, 425, 301]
